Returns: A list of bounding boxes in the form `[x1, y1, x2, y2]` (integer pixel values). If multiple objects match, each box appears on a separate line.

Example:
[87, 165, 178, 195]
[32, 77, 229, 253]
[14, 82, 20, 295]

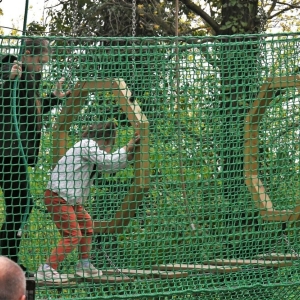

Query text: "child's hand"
[10, 61, 22, 79]
[53, 77, 72, 98]
[127, 133, 141, 151]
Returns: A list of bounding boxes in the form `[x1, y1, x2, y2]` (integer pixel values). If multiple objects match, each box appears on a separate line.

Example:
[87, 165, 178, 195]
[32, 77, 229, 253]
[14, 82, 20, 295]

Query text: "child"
[0, 38, 70, 276]
[36, 121, 140, 282]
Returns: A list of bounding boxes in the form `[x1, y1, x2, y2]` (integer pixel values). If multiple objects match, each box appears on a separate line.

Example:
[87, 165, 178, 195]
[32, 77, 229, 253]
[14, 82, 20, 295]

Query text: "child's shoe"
[75, 260, 103, 278]
[35, 264, 69, 282]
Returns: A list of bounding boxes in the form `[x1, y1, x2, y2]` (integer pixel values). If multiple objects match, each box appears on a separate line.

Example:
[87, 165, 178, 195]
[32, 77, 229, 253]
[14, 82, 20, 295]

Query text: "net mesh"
[0, 34, 300, 299]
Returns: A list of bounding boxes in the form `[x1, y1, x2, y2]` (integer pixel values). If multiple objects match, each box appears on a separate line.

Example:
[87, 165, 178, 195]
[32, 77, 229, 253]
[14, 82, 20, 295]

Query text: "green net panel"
[0, 34, 300, 300]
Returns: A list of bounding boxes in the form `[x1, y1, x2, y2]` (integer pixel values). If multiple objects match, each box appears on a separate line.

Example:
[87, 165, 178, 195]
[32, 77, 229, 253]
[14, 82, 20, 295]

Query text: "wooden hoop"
[244, 75, 300, 222]
[52, 79, 150, 234]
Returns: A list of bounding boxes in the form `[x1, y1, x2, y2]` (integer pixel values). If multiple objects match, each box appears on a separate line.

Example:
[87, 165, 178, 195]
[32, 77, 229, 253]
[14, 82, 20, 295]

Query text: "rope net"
[0, 34, 300, 299]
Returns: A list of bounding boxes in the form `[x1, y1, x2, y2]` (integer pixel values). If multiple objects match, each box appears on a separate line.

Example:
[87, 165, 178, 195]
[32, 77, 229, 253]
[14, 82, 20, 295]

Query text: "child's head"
[82, 122, 117, 149]
[21, 38, 51, 73]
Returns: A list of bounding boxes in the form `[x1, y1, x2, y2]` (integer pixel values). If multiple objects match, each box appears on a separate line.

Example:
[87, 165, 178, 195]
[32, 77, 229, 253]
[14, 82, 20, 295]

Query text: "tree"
[0, 8, 4, 35]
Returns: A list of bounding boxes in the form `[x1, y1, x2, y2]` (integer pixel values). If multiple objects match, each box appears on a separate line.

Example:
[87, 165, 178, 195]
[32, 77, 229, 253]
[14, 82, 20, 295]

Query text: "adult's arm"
[41, 77, 70, 114]
[0, 55, 17, 81]
[0, 56, 18, 106]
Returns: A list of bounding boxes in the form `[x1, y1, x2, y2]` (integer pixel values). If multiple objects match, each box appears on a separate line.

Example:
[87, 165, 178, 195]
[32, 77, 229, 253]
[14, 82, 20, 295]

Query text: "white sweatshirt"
[47, 139, 128, 205]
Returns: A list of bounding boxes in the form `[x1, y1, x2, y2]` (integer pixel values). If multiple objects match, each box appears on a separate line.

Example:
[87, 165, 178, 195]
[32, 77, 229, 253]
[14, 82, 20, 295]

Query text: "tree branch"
[106, 1, 175, 35]
[266, 0, 277, 18]
[165, 37, 221, 68]
[277, 1, 300, 8]
[178, 0, 220, 35]
[141, 11, 175, 35]
[269, 1, 300, 19]
[181, 25, 208, 35]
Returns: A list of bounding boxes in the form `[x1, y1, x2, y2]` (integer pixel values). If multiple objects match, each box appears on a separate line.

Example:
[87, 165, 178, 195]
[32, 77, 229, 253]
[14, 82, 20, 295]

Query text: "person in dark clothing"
[0, 38, 70, 275]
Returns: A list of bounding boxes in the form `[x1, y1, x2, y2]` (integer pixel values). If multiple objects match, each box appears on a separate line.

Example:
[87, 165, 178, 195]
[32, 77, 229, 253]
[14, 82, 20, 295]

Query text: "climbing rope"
[13, 0, 33, 238]
[174, 0, 196, 231]
[94, 0, 139, 279]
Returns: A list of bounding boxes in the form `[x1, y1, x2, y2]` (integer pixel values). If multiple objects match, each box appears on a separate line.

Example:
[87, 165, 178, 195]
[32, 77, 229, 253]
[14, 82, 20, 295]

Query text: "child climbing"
[35, 121, 140, 282]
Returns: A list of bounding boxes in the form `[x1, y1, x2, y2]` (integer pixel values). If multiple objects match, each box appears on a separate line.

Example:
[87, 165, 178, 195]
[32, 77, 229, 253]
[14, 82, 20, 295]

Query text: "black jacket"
[0, 55, 62, 166]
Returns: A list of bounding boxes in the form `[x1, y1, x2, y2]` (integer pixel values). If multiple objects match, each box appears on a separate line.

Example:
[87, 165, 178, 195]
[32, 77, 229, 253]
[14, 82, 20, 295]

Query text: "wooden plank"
[83, 275, 133, 283]
[111, 79, 150, 189]
[203, 259, 293, 268]
[289, 205, 300, 222]
[152, 264, 241, 273]
[33, 274, 80, 287]
[33, 274, 132, 286]
[102, 269, 188, 279]
[270, 75, 300, 89]
[261, 210, 291, 222]
[52, 81, 89, 165]
[256, 253, 299, 261]
[80, 79, 118, 91]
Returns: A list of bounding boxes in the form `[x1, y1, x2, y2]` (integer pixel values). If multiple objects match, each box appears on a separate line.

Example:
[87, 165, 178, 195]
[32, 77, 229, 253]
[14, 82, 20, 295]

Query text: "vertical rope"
[13, 0, 32, 238]
[174, 0, 195, 230]
[131, 0, 136, 96]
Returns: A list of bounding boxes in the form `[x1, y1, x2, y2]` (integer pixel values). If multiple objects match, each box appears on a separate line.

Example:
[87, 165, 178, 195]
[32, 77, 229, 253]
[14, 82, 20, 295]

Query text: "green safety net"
[0, 34, 300, 300]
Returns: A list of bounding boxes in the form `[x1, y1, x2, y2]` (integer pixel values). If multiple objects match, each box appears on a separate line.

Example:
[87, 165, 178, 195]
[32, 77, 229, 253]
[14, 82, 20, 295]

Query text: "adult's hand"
[10, 61, 22, 79]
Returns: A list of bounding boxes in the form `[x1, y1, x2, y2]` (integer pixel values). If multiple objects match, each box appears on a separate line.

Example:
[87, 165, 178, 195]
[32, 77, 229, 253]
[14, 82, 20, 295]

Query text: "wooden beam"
[152, 264, 241, 273]
[203, 259, 293, 268]
[256, 253, 299, 261]
[102, 269, 188, 279]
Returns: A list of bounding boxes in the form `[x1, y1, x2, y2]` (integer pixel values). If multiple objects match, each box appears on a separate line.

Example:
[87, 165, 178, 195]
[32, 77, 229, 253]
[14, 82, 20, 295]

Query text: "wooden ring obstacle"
[244, 75, 300, 222]
[52, 79, 150, 234]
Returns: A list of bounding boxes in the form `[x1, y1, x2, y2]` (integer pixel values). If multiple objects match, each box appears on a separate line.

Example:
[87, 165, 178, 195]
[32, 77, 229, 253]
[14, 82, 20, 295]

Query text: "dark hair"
[22, 38, 51, 55]
[82, 121, 117, 141]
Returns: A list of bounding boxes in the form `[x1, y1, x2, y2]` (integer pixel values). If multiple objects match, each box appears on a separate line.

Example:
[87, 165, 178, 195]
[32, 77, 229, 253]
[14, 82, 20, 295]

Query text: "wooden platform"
[102, 269, 188, 279]
[30, 255, 296, 288]
[30, 268, 188, 287]
[152, 264, 241, 273]
[255, 253, 299, 261]
[202, 258, 293, 268]
[31, 273, 133, 287]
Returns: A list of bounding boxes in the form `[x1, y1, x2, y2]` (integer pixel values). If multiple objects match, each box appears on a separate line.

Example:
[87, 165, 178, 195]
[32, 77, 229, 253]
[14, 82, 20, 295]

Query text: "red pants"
[44, 189, 93, 270]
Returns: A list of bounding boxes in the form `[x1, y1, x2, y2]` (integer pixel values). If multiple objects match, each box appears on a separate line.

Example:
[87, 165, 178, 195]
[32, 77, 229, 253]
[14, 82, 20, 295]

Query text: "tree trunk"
[213, 3, 284, 297]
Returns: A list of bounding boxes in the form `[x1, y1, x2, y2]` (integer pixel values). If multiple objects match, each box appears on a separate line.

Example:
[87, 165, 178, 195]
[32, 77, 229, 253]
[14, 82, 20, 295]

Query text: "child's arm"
[85, 144, 128, 173]
[122, 133, 140, 162]
[84, 135, 140, 173]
